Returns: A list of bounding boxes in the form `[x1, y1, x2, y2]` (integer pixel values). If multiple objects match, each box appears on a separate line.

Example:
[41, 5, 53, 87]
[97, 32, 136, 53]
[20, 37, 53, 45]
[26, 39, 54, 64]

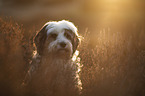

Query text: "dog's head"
[34, 20, 80, 59]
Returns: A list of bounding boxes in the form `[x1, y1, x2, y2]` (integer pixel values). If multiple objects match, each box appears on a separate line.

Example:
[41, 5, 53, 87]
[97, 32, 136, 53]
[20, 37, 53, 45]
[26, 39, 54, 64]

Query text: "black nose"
[60, 42, 66, 48]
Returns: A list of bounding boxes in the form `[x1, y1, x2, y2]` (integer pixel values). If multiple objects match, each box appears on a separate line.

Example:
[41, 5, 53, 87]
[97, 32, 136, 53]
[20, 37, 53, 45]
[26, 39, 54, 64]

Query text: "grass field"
[0, 0, 145, 96]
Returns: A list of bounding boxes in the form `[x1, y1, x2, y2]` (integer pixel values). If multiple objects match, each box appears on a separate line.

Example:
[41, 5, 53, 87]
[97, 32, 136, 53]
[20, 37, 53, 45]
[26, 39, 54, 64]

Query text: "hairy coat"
[23, 20, 82, 96]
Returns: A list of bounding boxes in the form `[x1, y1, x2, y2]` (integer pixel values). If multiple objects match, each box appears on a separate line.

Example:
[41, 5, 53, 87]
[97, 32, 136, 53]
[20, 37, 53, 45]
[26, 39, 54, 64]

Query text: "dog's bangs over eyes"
[48, 29, 74, 42]
[49, 33, 58, 40]
[64, 29, 74, 41]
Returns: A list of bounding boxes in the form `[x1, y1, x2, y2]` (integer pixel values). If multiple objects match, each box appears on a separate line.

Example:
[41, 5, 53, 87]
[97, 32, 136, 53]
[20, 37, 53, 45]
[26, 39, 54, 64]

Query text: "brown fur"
[22, 20, 82, 96]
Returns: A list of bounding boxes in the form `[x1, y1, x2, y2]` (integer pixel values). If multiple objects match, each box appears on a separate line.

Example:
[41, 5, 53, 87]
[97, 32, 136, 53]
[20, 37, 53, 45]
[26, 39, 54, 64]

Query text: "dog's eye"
[64, 32, 72, 40]
[50, 33, 57, 39]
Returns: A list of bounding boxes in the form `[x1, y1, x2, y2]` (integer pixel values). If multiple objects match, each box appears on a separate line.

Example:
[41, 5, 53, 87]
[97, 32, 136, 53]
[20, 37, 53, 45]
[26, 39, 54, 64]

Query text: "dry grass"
[79, 28, 145, 96]
[0, 17, 145, 96]
[0, 17, 33, 96]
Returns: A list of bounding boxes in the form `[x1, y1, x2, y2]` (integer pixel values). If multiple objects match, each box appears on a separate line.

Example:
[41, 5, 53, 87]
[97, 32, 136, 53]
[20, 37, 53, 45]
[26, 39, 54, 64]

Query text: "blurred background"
[1, 0, 145, 48]
[0, 0, 145, 96]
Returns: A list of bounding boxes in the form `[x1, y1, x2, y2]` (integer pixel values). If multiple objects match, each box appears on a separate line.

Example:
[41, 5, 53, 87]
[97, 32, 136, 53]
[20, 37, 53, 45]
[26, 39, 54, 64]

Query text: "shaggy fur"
[22, 20, 82, 96]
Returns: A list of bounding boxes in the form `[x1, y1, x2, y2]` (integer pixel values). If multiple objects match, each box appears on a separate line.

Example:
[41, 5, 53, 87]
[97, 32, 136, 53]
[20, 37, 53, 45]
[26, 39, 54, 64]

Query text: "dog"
[22, 20, 82, 96]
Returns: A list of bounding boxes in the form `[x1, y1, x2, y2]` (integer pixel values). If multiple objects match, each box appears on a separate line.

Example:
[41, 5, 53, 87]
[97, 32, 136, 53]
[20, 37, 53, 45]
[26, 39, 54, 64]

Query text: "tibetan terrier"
[23, 20, 82, 96]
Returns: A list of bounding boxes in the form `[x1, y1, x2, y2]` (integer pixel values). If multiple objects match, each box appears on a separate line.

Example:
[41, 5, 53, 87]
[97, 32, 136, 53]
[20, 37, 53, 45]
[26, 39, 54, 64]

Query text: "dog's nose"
[60, 42, 66, 48]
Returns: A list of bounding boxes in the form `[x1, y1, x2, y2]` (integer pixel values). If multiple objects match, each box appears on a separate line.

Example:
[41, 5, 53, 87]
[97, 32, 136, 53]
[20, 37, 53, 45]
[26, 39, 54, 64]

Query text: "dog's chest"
[35, 58, 76, 85]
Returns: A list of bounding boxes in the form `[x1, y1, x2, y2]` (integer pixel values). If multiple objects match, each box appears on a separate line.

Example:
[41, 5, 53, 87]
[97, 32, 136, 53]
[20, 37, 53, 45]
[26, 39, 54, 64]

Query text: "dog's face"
[34, 20, 79, 59]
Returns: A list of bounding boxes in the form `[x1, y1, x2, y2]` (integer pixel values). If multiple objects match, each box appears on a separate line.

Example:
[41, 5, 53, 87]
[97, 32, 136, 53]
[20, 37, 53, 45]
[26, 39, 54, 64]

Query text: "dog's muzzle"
[57, 42, 70, 54]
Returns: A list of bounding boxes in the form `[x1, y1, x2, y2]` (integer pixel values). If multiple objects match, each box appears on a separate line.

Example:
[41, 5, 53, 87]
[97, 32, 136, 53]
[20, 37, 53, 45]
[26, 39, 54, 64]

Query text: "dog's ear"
[34, 25, 48, 55]
[73, 35, 79, 54]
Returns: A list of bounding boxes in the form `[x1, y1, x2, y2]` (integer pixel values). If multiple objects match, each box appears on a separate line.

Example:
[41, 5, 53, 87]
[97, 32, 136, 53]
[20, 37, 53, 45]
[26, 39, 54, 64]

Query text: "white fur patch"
[42, 20, 79, 58]
[45, 20, 78, 36]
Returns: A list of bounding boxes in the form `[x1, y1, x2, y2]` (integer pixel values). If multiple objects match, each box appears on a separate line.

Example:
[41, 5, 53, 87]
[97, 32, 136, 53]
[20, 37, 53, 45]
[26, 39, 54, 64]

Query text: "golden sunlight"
[72, 50, 79, 61]
[1, 0, 145, 95]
